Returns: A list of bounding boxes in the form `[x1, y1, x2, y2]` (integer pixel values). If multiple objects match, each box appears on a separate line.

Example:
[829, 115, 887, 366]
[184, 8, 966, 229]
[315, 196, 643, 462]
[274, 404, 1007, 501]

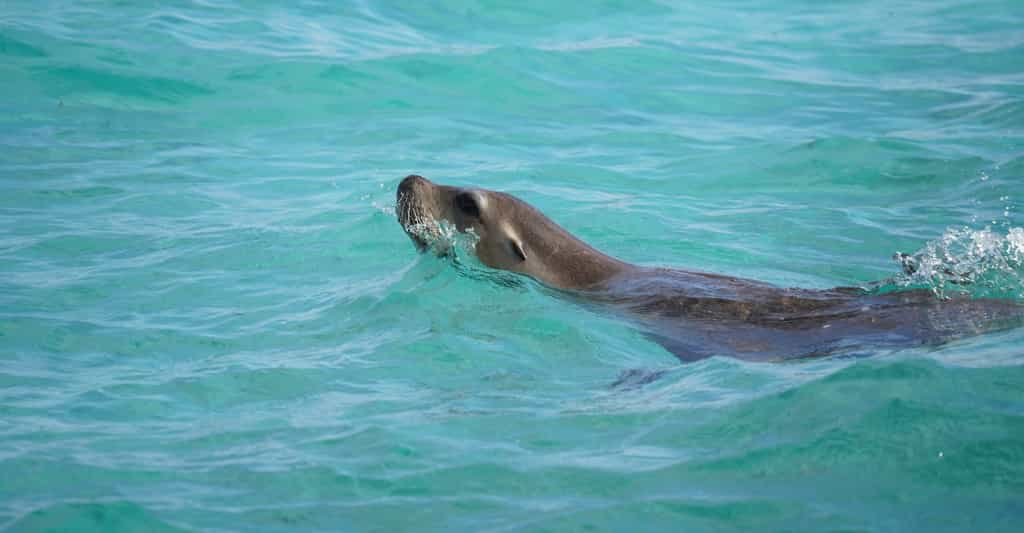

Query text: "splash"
[889, 226, 1024, 300]
[402, 217, 480, 259]
[393, 206, 529, 289]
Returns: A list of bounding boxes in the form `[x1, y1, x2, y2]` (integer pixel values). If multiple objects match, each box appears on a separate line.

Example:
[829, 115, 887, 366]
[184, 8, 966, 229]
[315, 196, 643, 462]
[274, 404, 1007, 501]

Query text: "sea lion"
[396, 175, 1023, 361]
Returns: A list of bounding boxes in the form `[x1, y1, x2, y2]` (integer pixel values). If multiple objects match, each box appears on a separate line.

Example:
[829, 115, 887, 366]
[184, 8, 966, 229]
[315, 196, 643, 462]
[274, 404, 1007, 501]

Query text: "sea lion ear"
[508, 239, 527, 262]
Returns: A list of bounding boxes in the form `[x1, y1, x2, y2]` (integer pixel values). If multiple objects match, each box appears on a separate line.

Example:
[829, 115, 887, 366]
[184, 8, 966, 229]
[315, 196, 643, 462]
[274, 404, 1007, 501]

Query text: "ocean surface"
[2, 1, 1024, 531]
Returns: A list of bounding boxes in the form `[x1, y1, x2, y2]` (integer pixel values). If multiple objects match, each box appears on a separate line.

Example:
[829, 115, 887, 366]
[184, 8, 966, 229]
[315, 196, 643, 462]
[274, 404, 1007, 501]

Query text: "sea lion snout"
[396, 174, 439, 250]
[396, 175, 433, 223]
[398, 174, 429, 197]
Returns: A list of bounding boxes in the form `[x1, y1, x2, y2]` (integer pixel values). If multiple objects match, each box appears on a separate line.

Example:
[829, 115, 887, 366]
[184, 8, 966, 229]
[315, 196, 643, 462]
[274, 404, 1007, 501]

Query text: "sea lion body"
[591, 269, 1020, 361]
[396, 175, 1022, 361]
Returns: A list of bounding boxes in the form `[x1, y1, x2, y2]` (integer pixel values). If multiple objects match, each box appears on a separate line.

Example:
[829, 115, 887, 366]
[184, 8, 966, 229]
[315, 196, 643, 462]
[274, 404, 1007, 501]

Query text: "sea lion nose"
[398, 174, 428, 198]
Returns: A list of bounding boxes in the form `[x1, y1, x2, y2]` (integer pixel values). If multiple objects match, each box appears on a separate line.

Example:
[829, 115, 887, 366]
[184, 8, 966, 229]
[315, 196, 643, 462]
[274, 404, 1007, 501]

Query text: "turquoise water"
[2, 0, 1024, 530]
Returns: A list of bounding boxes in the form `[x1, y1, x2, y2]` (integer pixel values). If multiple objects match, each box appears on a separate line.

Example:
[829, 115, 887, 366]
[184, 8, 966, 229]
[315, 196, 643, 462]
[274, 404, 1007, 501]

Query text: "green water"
[2, 1, 1023, 531]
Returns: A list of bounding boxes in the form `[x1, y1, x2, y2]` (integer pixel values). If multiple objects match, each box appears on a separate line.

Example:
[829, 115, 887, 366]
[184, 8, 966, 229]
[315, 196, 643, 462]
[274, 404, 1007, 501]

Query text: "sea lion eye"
[455, 192, 480, 218]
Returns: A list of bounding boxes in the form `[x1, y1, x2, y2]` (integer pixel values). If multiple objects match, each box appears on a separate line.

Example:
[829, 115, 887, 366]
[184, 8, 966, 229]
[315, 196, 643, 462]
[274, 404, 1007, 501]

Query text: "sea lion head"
[396, 174, 629, 290]
[396, 174, 529, 272]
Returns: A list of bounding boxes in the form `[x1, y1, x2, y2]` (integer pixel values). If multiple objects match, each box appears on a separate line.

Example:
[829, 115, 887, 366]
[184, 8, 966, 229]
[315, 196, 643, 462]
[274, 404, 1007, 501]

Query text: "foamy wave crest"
[891, 226, 1024, 300]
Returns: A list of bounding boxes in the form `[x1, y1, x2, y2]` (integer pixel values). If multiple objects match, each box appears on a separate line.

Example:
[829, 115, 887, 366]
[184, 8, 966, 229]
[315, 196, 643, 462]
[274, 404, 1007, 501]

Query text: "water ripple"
[2, 0, 1024, 531]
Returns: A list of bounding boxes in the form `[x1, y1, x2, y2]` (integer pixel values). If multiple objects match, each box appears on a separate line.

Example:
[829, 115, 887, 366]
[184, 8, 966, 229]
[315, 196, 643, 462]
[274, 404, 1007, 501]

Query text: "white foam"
[894, 226, 1024, 300]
